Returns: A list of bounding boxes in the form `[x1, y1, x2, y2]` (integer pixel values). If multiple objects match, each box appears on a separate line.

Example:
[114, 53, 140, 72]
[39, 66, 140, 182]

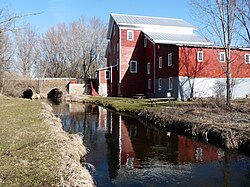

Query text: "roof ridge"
[111, 13, 184, 21]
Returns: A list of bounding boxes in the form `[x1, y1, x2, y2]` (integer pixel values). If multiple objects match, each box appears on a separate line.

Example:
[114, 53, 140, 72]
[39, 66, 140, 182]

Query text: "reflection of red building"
[120, 117, 137, 167]
[177, 135, 223, 163]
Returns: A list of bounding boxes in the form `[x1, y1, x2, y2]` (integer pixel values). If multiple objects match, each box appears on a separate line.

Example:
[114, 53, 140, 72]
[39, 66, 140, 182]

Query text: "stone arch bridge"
[2, 78, 90, 98]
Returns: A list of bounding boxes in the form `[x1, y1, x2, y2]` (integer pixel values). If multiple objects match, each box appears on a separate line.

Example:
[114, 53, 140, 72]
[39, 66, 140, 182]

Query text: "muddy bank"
[139, 106, 250, 153]
[41, 102, 94, 187]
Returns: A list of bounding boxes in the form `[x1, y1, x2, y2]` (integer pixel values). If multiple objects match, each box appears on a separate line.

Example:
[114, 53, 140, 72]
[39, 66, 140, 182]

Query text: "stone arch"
[47, 88, 63, 98]
[22, 88, 33, 99]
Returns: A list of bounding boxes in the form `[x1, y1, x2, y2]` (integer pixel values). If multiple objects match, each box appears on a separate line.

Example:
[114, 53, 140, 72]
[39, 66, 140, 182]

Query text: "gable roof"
[107, 13, 213, 46]
[111, 13, 195, 28]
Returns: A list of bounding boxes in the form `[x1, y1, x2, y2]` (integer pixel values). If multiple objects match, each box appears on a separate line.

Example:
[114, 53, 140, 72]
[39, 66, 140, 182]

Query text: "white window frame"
[127, 30, 134, 41]
[197, 51, 203, 62]
[159, 56, 162, 68]
[105, 70, 110, 80]
[245, 54, 250, 64]
[148, 79, 151, 89]
[144, 37, 147, 47]
[168, 53, 172, 66]
[220, 52, 225, 62]
[158, 78, 162, 91]
[130, 60, 137, 73]
[147, 62, 150, 74]
[169, 77, 173, 90]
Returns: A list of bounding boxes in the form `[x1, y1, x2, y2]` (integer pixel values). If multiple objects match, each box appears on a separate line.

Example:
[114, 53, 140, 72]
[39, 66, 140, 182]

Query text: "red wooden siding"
[156, 44, 179, 78]
[120, 29, 145, 97]
[144, 38, 155, 95]
[179, 46, 250, 78]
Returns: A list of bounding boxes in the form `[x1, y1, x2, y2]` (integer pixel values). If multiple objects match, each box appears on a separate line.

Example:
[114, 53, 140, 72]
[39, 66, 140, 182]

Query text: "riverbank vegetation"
[68, 96, 250, 154]
[0, 97, 93, 186]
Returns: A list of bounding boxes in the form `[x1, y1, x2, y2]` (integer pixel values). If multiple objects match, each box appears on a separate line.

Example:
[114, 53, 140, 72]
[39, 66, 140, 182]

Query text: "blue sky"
[2, 0, 195, 33]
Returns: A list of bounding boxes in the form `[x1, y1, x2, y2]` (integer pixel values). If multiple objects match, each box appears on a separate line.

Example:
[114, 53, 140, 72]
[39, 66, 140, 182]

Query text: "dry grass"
[0, 97, 94, 187]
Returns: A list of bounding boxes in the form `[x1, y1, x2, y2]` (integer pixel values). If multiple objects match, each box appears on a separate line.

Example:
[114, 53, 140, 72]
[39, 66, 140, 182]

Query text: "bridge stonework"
[2, 78, 79, 98]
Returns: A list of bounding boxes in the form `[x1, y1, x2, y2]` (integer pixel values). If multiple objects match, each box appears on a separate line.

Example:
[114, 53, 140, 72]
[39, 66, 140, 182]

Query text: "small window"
[130, 60, 137, 73]
[169, 77, 173, 90]
[148, 79, 151, 89]
[197, 51, 203, 62]
[158, 78, 162, 91]
[220, 52, 225, 62]
[147, 62, 150, 74]
[127, 30, 134, 41]
[144, 37, 147, 47]
[159, 56, 162, 68]
[105, 70, 110, 80]
[168, 53, 172, 66]
[245, 54, 250, 64]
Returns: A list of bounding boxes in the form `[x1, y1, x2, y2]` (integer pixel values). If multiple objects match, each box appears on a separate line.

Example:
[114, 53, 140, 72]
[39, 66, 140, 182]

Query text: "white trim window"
[127, 30, 134, 41]
[159, 56, 162, 68]
[169, 77, 173, 90]
[148, 78, 151, 89]
[105, 70, 110, 80]
[130, 60, 137, 73]
[220, 52, 225, 62]
[168, 53, 172, 66]
[245, 54, 250, 64]
[158, 78, 162, 91]
[144, 37, 147, 47]
[197, 51, 203, 62]
[147, 62, 150, 74]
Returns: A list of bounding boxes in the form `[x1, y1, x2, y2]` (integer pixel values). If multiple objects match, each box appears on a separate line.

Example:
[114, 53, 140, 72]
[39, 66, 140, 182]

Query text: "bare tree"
[38, 17, 107, 79]
[235, 0, 250, 45]
[190, 0, 238, 106]
[15, 25, 39, 78]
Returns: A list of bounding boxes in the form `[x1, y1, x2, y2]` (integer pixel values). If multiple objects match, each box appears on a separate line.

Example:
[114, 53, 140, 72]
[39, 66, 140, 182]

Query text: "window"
[147, 62, 150, 74]
[105, 70, 110, 80]
[168, 53, 172, 66]
[127, 30, 134, 41]
[220, 52, 225, 62]
[197, 51, 203, 62]
[245, 54, 250, 64]
[169, 77, 173, 90]
[130, 60, 137, 73]
[158, 78, 162, 90]
[148, 79, 151, 89]
[144, 37, 147, 47]
[159, 56, 162, 68]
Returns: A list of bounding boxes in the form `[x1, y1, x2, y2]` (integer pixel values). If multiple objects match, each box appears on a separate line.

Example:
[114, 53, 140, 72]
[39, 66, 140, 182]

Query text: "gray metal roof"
[111, 14, 195, 29]
[144, 30, 213, 45]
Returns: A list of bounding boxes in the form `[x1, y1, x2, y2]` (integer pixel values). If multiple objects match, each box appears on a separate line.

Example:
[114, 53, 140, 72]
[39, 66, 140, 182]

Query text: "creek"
[49, 101, 250, 187]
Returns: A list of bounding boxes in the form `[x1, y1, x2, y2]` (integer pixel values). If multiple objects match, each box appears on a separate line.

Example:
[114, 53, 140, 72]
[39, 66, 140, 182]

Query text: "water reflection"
[50, 101, 250, 187]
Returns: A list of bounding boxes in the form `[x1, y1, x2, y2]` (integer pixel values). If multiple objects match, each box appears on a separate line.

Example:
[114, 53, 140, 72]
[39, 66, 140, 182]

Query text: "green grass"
[87, 96, 183, 115]
[0, 97, 60, 187]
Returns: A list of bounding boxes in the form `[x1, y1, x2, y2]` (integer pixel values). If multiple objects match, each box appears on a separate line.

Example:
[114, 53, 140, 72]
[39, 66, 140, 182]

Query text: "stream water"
[49, 101, 250, 187]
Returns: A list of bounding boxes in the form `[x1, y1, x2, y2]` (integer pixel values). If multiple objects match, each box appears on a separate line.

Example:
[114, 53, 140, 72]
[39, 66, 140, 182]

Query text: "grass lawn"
[0, 97, 60, 186]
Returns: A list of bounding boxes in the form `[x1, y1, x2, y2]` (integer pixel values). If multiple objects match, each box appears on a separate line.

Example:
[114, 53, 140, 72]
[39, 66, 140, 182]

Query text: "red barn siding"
[156, 44, 179, 78]
[179, 46, 250, 78]
[144, 38, 155, 95]
[99, 70, 106, 84]
[120, 29, 145, 97]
